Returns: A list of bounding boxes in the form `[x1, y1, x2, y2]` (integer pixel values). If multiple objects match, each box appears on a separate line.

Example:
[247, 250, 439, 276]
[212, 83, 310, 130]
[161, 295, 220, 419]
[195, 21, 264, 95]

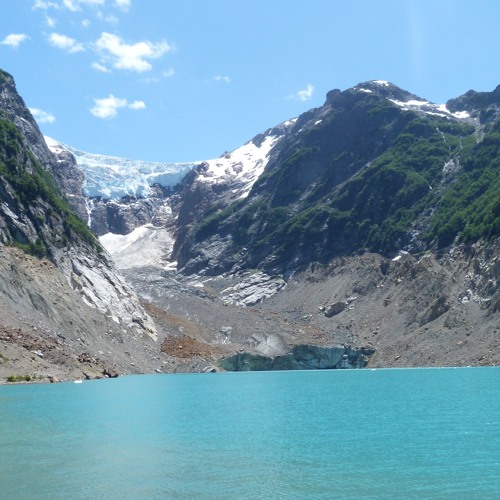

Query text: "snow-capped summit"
[195, 121, 296, 199]
[352, 81, 472, 121]
[45, 120, 293, 201]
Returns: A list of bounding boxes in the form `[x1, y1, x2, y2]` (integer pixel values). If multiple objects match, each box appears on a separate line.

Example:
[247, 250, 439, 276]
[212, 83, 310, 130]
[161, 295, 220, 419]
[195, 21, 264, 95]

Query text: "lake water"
[0, 367, 498, 499]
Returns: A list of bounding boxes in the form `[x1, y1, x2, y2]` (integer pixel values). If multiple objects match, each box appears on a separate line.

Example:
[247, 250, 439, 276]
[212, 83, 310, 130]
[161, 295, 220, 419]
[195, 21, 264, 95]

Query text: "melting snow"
[99, 224, 175, 270]
[388, 99, 470, 120]
[199, 131, 285, 198]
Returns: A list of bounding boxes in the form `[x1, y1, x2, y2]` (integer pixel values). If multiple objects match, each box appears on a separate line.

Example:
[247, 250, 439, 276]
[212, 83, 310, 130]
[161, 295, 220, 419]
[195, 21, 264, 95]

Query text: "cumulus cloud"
[90, 94, 145, 119]
[212, 75, 231, 83]
[114, 0, 131, 12]
[32, 0, 60, 9]
[48, 32, 84, 53]
[289, 83, 314, 101]
[94, 32, 172, 72]
[45, 14, 57, 27]
[62, 0, 105, 11]
[91, 61, 111, 73]
[62, 0, 80, 11]
[96, 12, 119, 24]
[1, 34, 30, 48]
[29, 108, 56, 124]
[34, 0, 107, 11]
[128, 100, 145, 110]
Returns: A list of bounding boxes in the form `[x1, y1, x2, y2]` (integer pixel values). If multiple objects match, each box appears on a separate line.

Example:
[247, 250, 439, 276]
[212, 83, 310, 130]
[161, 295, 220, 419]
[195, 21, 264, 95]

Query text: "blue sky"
[1, 0, 499, 162]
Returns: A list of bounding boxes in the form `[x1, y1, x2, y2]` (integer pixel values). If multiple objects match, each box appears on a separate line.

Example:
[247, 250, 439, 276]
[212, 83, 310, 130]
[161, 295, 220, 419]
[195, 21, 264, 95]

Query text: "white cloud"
[91, 61, 111, 73]
[32, 0, 60, 10]
[213, 75, 231, 83]
[90, 94, 145, 119]
[48, 32, 85, 53]
[29, 108, 56, 124]
[128, 100, 145, 110]
[114, 0, 131, 12]
[141, 68, 175, 84]
[62, 0, 80, 11]
[1, 34, 30, 49]
[96, 12, 119, 24]
[62, 0, 105, 11]
[91, 95, 127, 119]
[288, 84, 314, 101]
[34, 0, 105, 11]
[94, 32, 172, 72]
[82, 18, 91, 27]
[45, 14, 57, 27]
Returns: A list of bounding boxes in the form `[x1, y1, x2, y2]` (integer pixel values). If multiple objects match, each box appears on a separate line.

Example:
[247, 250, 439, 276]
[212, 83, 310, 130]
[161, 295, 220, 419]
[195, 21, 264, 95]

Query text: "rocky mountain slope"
[1, 71, 499, 381]
[0, 69, 158, 382]
[176, 80, 500, 276]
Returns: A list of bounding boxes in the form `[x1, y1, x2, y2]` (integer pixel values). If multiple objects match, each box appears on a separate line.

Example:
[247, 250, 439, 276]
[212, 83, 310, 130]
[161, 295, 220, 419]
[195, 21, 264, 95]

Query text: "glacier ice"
[45, 136, 198, 199]
[45, 123, 292, 201]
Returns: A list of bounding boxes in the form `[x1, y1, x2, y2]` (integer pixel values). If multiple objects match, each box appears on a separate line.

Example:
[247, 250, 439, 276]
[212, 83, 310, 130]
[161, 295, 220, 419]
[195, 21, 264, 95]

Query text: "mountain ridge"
[173, 80, 498, 276]
[1, 73, 498, 380]
[0, 69, 162, 383]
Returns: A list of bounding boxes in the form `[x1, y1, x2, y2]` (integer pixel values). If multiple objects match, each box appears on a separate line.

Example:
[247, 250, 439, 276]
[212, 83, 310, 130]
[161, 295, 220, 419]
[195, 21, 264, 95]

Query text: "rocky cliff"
[0, 69, 158, 382]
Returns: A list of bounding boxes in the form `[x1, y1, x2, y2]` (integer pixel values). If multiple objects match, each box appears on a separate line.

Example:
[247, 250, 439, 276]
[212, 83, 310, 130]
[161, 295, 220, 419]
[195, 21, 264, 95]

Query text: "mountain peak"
[352, 80, 420, 101]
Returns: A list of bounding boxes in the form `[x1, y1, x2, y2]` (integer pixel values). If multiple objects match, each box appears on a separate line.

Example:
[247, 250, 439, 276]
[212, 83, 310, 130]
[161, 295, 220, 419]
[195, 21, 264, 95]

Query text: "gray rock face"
[88, 186, 171, 236]
[53, 246, 156, 339]
[0, 71, 55, 174]
[0, 71, 156, 342]
[220, 271, 286, 306]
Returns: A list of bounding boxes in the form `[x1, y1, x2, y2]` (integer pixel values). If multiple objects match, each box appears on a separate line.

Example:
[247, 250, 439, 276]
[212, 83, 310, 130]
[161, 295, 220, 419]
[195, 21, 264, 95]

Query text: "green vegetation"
[0, 116, 100, 255]
[0, 69, 12, 85]
[188, 92, 499, 271]
[6, 375, 31, 382]
[428, 123, 500, 246]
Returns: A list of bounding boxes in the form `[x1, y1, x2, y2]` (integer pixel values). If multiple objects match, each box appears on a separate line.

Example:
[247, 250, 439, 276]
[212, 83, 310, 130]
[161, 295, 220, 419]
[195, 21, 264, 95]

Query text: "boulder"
[324, 301, 346, 317]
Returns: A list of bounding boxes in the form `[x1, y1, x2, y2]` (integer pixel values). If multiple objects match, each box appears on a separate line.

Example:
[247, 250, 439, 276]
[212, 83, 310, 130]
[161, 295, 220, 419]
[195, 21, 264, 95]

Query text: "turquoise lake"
[0, 367, 498, 499]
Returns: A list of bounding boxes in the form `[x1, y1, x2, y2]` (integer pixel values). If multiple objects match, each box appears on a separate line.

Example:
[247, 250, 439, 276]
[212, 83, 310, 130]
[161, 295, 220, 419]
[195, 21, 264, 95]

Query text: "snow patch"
[389, 99, 470, 120]
[199, 131, 284, 198]
[99, 224, 175, 270]
[373, 80, 390, 87]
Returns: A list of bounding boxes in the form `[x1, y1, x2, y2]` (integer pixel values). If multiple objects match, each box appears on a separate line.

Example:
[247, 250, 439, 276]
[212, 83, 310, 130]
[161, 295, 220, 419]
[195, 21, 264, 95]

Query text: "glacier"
[45, 136, 198, 199]
[45, 123, 291, 201]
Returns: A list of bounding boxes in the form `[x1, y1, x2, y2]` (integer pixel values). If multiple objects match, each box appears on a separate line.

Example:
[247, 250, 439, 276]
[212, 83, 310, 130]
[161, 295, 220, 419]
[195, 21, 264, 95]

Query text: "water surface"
[0, 367, 498, 499]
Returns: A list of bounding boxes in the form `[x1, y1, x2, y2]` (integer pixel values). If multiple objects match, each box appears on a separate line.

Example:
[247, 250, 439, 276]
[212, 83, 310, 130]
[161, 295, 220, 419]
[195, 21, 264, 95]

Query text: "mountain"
[0, 69, 159, 382]
[2, 71, 499, 379]
[175, 80, 500, 276]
